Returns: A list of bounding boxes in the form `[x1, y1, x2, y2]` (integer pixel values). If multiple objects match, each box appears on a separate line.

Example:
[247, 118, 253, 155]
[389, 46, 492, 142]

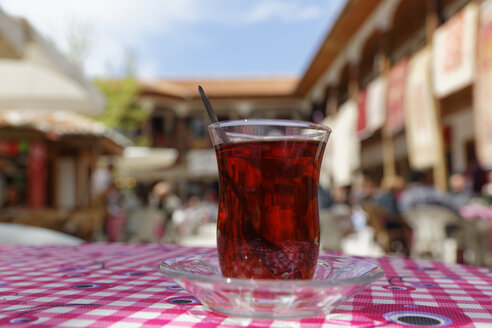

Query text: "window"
[189, 116, 206, 138]
[152, 117, 167, 147]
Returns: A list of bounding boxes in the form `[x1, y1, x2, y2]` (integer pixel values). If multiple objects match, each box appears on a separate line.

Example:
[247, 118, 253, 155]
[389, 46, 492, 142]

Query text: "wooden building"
[0, 9, 129, 239]
[0, 110, 128, 209]
[138, 78, 309, 196]
[140, 0, 480, 194]
[298, 0, 477, 190]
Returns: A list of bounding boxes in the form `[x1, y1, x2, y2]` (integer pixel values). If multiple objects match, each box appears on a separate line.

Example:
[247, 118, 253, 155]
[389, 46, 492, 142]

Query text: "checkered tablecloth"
[0, 243, 491, 327]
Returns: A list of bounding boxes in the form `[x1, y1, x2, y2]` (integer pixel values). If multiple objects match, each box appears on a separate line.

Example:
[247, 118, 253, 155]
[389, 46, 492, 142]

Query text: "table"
[0, 243, 491, 327]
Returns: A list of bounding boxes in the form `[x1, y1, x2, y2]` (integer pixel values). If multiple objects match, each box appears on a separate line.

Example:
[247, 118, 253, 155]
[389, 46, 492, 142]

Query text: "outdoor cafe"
[2, 0, 492, 327]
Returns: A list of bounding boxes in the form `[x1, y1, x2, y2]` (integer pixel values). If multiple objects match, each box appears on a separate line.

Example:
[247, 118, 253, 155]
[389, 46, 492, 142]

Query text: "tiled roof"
[140, 77, 299, 99]
[0, 109, 131, 148]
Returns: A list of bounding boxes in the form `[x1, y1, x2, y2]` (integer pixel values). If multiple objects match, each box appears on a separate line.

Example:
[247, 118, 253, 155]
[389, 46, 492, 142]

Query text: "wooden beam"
[99, 138, 124, 156]
[0, 128, 45, 140]
[427, 0, 448, 191]
[76, 148, 92, 208]
[378, 46, 397, 181]
[348, 64, 360, 100]
[295, 0, 383, 96]
[325, 88, 338, 116]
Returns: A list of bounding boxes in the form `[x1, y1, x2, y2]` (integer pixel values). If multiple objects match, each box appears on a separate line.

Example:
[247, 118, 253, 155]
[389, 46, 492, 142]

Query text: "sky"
[0, 0, 346, 80]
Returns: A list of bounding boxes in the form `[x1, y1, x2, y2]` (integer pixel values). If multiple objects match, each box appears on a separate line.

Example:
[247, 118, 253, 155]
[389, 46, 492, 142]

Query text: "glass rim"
[208, 118, 331, 134]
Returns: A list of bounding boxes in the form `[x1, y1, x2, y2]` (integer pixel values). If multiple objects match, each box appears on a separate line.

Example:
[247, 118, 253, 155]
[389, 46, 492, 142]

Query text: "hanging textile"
[474, 0, 492, 168]
[405, 48, 441, 169]
[385, 58, 408, 135]
[433, 2, 479, 97]
[357, 76, 387, 140]
[331, 100, 360, 187]
[366, 76, 387, 133]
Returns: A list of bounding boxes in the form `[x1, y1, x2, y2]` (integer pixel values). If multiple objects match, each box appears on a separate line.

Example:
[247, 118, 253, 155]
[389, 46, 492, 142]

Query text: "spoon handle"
[199, 85, 219, 123]
[199, 85, 230, 143]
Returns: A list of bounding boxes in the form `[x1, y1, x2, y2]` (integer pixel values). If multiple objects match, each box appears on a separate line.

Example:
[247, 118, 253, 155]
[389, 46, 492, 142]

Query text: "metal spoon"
[198, 85, 229, 143]
[198, 85, 219, 123]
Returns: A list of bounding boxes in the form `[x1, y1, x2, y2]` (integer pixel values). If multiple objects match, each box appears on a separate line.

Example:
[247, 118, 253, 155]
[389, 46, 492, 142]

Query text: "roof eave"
[294, 0, 382, 97]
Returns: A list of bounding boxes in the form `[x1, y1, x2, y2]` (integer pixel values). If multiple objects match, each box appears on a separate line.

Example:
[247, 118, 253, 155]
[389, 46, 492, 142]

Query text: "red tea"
[215, 139, 326, 279]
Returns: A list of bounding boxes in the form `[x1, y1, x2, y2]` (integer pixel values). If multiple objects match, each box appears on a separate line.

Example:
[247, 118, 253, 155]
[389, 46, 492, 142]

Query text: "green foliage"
[93, 77, 149, 136]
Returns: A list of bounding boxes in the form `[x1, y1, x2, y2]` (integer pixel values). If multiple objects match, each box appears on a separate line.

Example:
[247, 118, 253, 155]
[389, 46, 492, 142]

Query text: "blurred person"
[348, 174, 369, 235]
[328, 186, 353, 237]
[331, 186, 351, 213]
[318, 185, 333, 210]
[379, 175, 405, 216]
[91, 163, 114, 205]
[449, 172, 472, 208]
[127, 186, 164, 243]
[105, 183, 125, 242]
[349, 173, 365, 205]
[359, 174, 402, 217]
[152, 181, 182, 242]
[398, 170, 458, 214]
[481, 171, 492, 203]
[203, 188, 219, 223]
[319, 185, 347, 252]
[468, 160, 488, 195]
[359, 175, 410, 255]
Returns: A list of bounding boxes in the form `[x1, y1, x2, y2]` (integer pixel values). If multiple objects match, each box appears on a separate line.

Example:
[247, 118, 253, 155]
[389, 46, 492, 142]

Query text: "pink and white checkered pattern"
[1, 243, 491, 327]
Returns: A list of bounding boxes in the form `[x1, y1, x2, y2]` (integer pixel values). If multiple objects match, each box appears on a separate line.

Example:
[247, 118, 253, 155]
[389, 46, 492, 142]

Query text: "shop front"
[0, 110, 130, 239]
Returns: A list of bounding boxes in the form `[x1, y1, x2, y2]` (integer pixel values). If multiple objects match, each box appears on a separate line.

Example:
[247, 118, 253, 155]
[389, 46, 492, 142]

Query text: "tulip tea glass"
[208, 119, 330, 279]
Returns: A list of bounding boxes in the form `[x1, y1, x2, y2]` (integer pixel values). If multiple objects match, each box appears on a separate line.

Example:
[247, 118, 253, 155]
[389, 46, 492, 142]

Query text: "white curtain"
[405, 47, 441, 169]
[432, 2, 478, 98]
[322, 100, 360, 187]
[366, 76, 387, 133]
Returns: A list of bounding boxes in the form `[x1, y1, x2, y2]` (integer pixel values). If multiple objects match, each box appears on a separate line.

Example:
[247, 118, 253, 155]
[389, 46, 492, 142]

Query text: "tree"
[93, 77, 150, 144]
[63, 21, 150, 144]
[93, 50, 151, 145]
[65, 20, 92, 71]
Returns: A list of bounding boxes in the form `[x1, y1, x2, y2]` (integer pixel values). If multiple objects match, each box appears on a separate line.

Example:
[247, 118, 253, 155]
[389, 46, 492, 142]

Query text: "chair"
[361, 201, 411, 256]
[0, 222, 82, 245]
[65, 208, 106, 241]
[319, 206, 352, 252]
[403, 205, 479, 263]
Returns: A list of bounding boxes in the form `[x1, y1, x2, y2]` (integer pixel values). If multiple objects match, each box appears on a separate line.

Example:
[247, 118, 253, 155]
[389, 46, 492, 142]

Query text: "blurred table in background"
[0, 223, 82, 245]
[0, 208, 106, 241]
[1, 243, 492, 327]
[460, 204, 492, 266]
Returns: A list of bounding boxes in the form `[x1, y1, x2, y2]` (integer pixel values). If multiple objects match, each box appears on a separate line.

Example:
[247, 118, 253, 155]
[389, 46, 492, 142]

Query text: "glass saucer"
[158, 250, 384, 320]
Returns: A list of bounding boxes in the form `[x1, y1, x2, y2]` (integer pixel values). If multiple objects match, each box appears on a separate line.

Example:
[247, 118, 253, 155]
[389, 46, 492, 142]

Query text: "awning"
[118, 147, 179, 176]
[122, 149, 219, 182]
[0, 109, 131, 154]
[0, 9, 105, 114]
